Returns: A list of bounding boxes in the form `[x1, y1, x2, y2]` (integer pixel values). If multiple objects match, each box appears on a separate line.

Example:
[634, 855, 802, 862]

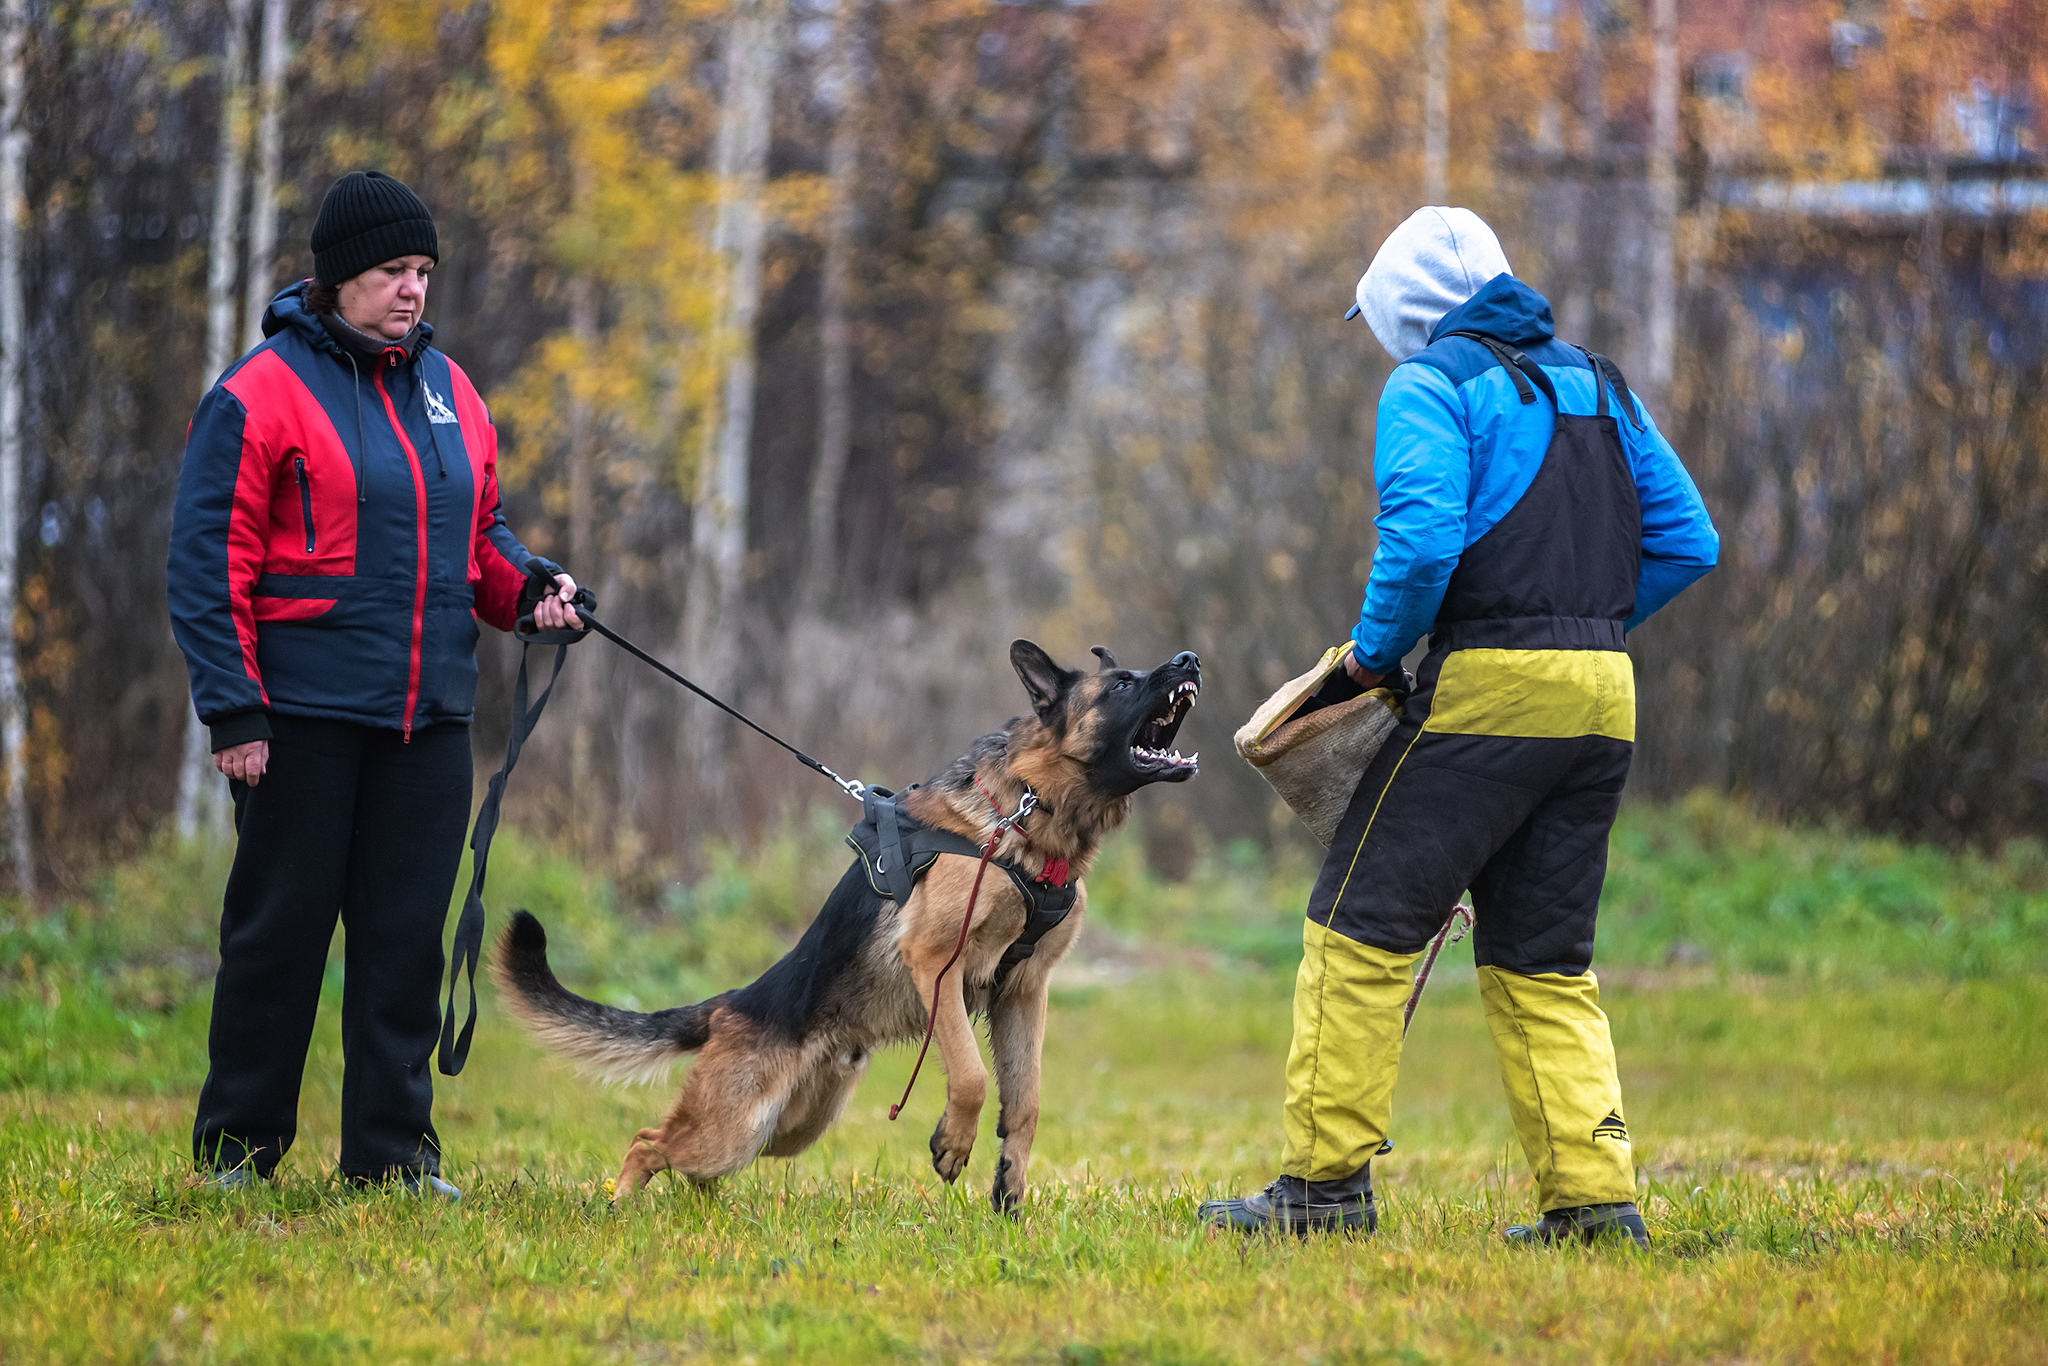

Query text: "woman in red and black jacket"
[169, 171, 582, 1195]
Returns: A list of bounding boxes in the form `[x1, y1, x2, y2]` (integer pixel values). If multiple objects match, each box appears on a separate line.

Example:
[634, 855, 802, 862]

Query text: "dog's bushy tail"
[491, 910, 719, 1084]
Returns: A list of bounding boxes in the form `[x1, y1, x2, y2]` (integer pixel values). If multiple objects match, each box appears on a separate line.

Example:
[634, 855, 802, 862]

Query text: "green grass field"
[4, 796, 2046, 1363]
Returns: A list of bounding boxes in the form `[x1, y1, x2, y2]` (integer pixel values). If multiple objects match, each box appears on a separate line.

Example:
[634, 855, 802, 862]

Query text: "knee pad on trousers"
[1478, 965, 1637, 1211]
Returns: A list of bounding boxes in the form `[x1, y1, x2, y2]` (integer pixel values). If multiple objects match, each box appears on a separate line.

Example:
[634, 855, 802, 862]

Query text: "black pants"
[192, 714, 472, 1179]
[1305, 642, 1633, 974]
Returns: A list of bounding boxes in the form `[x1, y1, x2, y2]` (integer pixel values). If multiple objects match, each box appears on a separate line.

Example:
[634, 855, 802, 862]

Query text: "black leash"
[571, 609, 868, 802]
[438, 566, 867, 1076]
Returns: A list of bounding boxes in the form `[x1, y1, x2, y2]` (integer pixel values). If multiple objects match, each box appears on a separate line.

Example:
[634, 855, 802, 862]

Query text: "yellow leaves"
[358, 3, 442, 56]
[435, 0, 734, 494]
[768, 174, 832, 245]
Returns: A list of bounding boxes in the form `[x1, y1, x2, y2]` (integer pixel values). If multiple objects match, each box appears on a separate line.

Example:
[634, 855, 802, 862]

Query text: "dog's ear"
[1090, 645, 1118, 672]
[1011, 640, 1077, 722]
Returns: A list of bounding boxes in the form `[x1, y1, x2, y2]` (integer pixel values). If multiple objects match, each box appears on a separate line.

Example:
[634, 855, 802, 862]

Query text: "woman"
[168, 170, 583, 1195]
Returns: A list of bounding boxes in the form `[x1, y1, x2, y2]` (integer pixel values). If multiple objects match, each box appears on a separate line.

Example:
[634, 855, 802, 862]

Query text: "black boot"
[1198, 1168, 1376, 1237]
[1504, 1201, 1650, 1249]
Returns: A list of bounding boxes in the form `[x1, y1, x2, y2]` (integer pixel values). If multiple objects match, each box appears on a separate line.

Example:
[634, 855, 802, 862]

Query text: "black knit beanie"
[310, 171, 439, 287]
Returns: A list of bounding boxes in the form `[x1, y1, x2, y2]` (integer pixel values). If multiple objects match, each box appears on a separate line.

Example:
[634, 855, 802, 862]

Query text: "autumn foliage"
[15, 0, 2048, 881]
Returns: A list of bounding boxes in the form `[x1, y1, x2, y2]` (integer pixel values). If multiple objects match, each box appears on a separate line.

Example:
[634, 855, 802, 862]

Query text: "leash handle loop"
[514, 562, 599, 646]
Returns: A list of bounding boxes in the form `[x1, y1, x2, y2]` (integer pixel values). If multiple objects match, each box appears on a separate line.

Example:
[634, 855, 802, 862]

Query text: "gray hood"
[1353, 207, 1513, 361]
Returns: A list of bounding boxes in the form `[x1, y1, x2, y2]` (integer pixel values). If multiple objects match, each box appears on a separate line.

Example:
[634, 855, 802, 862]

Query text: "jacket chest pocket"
[293, 456, 315, 553]
[269, 447, 357, 574]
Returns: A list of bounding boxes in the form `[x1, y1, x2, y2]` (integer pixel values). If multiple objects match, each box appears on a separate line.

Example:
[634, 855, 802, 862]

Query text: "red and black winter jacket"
[169, 282, 555, 751]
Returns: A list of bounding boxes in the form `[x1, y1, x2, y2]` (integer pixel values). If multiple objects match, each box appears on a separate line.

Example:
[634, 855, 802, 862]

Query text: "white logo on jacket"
[424, 385, 460, 426]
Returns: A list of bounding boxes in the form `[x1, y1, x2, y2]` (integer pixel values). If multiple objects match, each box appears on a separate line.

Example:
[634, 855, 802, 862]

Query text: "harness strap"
[990, 870, 1078, 984]
[847, 786, 1078, 991]
[439, 639, 568, 1075]
[868, 787, 923, 908]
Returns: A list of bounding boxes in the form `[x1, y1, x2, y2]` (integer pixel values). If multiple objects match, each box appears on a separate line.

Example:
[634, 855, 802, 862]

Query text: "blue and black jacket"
[1352, 274, 1719, 673]
[169, 282, 554, 750]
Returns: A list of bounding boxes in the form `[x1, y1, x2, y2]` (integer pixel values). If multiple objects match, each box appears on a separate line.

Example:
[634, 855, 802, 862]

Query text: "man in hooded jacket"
[1201, 208, 1719, 1244]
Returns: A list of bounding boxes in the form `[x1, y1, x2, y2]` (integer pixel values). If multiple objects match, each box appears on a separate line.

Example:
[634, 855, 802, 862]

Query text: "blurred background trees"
[8, 0, 2046, 889]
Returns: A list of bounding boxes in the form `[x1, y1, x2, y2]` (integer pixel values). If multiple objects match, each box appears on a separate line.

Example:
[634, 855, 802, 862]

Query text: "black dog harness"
[846, 786, 1078, 985]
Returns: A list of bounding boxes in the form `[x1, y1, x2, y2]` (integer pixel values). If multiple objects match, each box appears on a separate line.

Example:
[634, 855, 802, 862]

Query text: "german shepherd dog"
[494, 640, 1200, 1211]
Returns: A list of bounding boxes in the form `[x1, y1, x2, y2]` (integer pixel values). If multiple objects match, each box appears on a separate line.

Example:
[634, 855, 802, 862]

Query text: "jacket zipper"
[293, 456, 315, 553]
[372, 364, 431, 742]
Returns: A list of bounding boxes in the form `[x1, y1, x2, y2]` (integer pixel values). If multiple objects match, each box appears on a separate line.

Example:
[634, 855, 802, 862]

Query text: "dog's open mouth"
[1130, 679, 1199, 773]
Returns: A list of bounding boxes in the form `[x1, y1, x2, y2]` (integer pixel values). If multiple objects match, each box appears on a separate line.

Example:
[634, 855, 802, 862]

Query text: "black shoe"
[1504, 1201, 1650, 1249]
[1199, 1174, 1377, 1237]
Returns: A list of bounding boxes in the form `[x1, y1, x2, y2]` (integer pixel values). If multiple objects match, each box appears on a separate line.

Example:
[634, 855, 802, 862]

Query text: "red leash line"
[888, 781, 1028, 1122]
[1402, 902, 1475, 1035]
[888, 833, 999, 1121]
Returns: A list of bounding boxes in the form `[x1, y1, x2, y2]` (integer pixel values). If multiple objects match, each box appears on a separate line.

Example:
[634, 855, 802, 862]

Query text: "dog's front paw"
[929, 1114, 974, 1183]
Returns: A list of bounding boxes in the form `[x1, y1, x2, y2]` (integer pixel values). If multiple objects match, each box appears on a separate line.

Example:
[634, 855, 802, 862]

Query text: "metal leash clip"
[818, 765, 868, 803]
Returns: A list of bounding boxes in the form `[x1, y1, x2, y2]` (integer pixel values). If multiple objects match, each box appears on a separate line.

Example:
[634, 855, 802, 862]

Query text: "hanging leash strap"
[438, 568, 592, 1076]
[887, 783, 1038, 1120]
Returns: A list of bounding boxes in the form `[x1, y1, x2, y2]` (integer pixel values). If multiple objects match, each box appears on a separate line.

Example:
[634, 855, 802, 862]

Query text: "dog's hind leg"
[762, 1046, 869, 1158]
[986, 967, 1051, 1215]
[612, 1024, 797, 1201]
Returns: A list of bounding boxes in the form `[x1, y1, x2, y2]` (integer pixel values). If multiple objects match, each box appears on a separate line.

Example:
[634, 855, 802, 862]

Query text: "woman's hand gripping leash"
[887, 786, 1040, 1120]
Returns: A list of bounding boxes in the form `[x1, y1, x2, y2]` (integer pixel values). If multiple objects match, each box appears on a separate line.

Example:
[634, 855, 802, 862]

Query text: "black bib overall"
[1281, 337, 1645, 1212]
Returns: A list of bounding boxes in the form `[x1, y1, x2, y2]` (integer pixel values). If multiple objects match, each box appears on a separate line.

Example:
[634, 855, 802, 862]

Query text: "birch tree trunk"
[682, 0, 785, 797]
[1422, 0, 1449, 204]
[1646, 0, 1678, 399]
[1559, 0, 1606, 346]
[241, 0, 286, 353]
[566, 269, 597, 835]
[795, 0, 863, 623]
[0, 0, 33, 902]
[176, 0, 253, 843]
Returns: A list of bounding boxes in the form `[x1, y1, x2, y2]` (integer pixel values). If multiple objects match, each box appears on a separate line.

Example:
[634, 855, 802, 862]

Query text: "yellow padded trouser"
[1280, 920, 1420, 1183]
[1479, 965, 1637, 1211]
